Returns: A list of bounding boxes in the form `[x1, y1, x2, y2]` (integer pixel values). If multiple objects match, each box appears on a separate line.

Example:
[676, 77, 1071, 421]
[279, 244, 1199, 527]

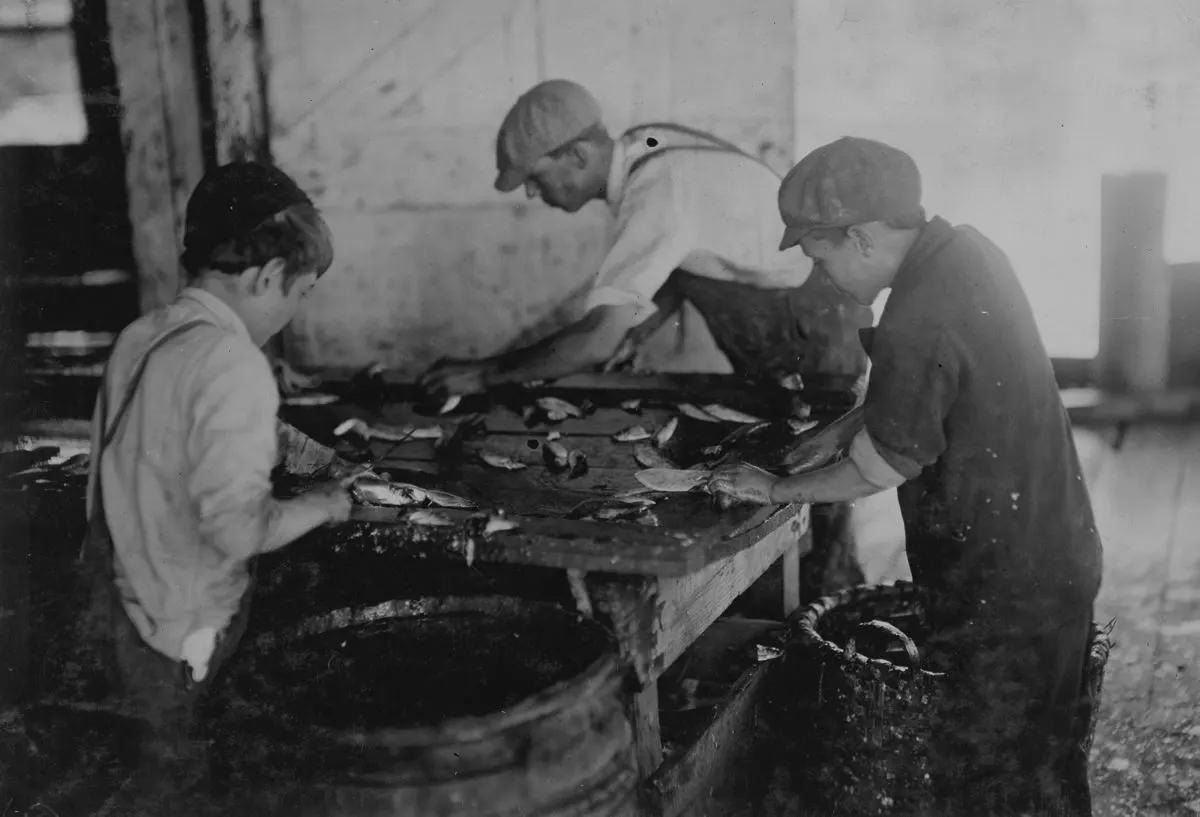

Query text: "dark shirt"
[864, 217, 1102, 622]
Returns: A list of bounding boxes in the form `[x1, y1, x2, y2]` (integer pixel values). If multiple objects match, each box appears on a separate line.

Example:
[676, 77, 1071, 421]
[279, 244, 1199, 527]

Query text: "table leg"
[782, 537, 802, 617]
[626, 681, 664, 778]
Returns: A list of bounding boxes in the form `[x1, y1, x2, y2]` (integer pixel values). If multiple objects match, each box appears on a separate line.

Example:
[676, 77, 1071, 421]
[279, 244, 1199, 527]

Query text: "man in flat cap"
[708, 136, 1103, 815]
[419, 79, 878, 599]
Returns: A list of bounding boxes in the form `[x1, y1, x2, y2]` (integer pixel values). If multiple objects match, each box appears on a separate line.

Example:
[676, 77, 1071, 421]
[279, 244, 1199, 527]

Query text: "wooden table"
[278, 374, 853, 810]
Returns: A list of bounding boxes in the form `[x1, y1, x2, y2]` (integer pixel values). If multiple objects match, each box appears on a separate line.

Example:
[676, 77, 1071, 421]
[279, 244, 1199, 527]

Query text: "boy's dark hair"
[180, 161, 334, 288]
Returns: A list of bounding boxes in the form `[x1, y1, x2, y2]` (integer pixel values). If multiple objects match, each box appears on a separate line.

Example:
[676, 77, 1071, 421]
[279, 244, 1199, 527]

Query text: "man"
[708, 137, 1102, 814]
[82, 161, 353, 804]
[420, 79, 873, 597]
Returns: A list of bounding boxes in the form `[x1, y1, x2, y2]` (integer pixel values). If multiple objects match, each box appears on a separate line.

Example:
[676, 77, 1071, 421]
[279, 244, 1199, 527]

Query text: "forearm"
[205, 491, 335, 558]
[259, 493, 338, 553]
[769, 456, 883, 504]
[484, 310, 624, 386]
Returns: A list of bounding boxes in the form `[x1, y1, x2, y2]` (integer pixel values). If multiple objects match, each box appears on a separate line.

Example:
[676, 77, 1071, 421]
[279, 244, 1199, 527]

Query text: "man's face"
[799, 231, 879, 306]
[524, 152, 592, 212]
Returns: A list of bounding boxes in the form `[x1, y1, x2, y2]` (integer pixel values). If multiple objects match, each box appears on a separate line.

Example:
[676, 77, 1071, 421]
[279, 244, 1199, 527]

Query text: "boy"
[83, 161, 352, 799]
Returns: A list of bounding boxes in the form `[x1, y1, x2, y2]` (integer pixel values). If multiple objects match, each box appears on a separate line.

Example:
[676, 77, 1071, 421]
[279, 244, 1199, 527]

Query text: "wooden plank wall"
[107, 0, 207, 312]
[259, 0, 796, 376]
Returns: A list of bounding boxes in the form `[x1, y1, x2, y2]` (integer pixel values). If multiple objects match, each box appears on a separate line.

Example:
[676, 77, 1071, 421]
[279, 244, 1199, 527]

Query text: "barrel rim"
[243, 594, 622, 747]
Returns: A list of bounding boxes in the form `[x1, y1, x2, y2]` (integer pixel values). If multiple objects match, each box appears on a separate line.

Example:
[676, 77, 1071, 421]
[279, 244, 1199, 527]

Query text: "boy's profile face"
[241, 259, 318, 345]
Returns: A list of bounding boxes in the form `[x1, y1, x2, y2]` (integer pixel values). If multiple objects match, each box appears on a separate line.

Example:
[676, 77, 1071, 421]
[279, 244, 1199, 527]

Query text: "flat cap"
[778, 137, 922, 250]
[494, 79, 603, 192]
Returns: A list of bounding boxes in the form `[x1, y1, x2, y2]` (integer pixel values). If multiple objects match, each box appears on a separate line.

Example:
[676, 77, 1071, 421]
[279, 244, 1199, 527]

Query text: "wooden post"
[202, 0, 268, 164]
[1098, 173, 1171, 393]
[107, 0, 207, 312]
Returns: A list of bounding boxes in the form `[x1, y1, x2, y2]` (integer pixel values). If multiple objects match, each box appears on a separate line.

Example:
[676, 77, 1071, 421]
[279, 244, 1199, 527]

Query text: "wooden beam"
[202, 0, 267, 164]
[1098, 173, 1170, 393]
[108, 0, 206, 312]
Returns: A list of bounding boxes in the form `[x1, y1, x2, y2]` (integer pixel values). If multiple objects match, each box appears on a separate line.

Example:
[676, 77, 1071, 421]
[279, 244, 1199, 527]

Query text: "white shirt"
[87, 288, 279, 662]
[583, 128, 814, 320]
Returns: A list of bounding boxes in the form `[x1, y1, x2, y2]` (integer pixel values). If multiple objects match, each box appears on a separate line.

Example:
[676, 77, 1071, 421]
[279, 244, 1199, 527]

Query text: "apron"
[75, 319, 209, 699]
[620, 123, 872, 379]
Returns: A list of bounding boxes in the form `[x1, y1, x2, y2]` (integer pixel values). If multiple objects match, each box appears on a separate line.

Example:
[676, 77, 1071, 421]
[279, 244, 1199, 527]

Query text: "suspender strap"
[97, 319, 210, 455]
[623, 122, 779, 179]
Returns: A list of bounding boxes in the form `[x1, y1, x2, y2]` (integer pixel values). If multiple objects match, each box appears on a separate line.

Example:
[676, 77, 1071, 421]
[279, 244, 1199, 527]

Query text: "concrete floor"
[852, 422, 1200, 817]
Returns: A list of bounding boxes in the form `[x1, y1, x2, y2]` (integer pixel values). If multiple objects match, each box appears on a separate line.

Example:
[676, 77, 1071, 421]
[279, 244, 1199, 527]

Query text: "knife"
[634, 468, 711, 492]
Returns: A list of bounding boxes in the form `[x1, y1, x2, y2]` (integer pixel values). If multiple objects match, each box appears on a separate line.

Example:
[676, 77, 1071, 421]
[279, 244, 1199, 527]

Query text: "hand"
[308, 480, 353, 523]
[273, 358, 322, 396]
[418, 360, 490, 397]
[706, 462, 778, 506]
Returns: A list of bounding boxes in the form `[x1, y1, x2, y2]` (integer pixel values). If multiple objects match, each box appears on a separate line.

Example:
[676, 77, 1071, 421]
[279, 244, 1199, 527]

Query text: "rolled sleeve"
[850, 427, 909, 489]
[864, 326, 961, 479]
[185, 340, 280, 559]
[583, 161, 695, 319]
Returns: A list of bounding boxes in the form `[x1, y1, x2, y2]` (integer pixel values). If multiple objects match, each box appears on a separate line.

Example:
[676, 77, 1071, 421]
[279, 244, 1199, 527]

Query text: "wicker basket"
[763, 582, 1112, 817]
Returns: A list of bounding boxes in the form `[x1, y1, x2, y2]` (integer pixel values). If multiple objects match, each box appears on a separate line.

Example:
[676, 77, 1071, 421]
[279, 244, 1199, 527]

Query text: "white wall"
[794, 0, 1200, 358]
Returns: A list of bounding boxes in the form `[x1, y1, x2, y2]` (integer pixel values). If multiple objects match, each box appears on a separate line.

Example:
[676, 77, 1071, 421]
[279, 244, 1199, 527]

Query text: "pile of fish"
[566, 495, 660, 526]
[349, 475, 477, 510]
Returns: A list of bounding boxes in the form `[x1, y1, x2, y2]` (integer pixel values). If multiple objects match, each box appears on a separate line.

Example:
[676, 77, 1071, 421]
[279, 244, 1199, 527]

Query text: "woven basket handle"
[845, 619, 922, 671]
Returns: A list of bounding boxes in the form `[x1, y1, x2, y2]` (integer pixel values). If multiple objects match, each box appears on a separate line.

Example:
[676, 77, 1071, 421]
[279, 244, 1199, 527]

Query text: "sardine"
[352, 478, 426, 507]
[406, 509, 454, 527]
[612, 425, 652, 442]
[438, 395, 463, 414]
[567, 496, 655, 519]
[653, 417, 678, 446]
[479, 451, 527, 470]
[543, 440, 570, 471]
[788, 418, 819, 435]
[546, 431, 562, 441]
[482, 515, 519, 535]
[634, 468, 711, 493]
[535, 396, 583, 418]
[423, 489, 477, 509]
[678, 403, 721, 423]
[634, 443, 676, 469]
[374, 422, 443, 442]
[778, 373, 805, 392]
[702, 404, 763, 424]
[620, 399, 642, 413]
[283, 392, 339, 407]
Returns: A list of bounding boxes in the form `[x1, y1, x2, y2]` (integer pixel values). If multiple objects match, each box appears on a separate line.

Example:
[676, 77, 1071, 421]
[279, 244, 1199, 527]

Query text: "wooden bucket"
[206, 595, 635, 817]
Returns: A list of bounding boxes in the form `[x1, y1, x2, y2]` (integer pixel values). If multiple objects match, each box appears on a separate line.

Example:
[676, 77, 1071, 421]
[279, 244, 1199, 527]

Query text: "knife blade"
[634, 468, 711, 492]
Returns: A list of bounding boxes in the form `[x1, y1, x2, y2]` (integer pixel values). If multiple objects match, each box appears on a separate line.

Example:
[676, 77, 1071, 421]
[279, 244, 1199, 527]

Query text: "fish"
[546, 431, 562, 441]
[482, 515, 519, 535]
[612, 425, 652, 442]
[778, 373, 805, 392]
[702, 404, 763, 424]
[653, 417, 678, 447]
[678, 403, 721, 423]
[567, 496, 656, 520]
[793, 402, 812, 419]
[535, 396, 583, 419]
[351, 477, 427, 507]
[788, 418, 819, 435]
[406, 510, 454, 527]
[479, 451, 527, 470]
[620, 399, 642, 413]
[333, 417, 442, 442]
[635, 468, 711, 493]
[283, 392, 339, 407]
[543, 440, 570, 471]
[699, 445, 723, 457]
[588, 505, 656, 522]
[423, 489, 477, 510]
[438, 395, 463, 414]
[633, 443, 676, 469]
[611, 487, 661, 502]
